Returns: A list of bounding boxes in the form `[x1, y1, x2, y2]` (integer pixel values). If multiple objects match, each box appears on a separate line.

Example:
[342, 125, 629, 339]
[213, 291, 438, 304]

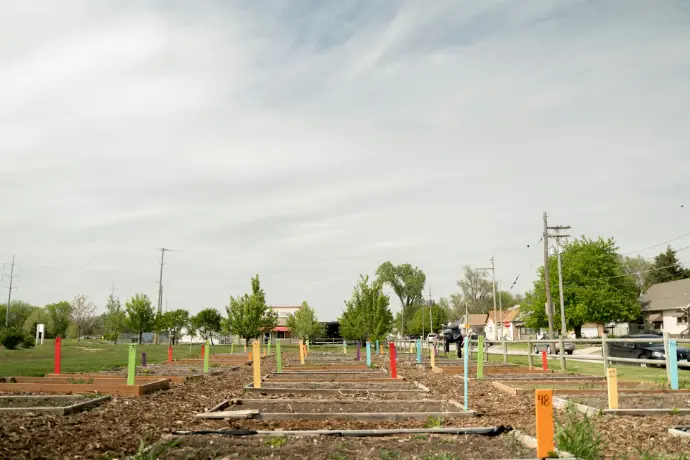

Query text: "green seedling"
[554, 404, 603, 460]
[266, 437, 287, 447]
[423, 416, 443, 428]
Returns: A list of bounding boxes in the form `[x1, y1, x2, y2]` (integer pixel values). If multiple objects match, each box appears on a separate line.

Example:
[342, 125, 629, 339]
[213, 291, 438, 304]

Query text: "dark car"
[608, 334, 689, 368]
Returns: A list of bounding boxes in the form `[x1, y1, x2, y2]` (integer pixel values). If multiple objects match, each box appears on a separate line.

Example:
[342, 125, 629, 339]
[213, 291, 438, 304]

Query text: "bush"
[0, 327, 26, 350]
[22, 333, 35, 348]
[555, 404, 603, 459]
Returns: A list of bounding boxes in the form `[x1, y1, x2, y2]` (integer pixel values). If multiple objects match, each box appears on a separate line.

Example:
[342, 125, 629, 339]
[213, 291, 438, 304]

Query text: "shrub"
[0, 327, 26, 350]
[22, 333, 35, 348]
[554, 404, 603, 460]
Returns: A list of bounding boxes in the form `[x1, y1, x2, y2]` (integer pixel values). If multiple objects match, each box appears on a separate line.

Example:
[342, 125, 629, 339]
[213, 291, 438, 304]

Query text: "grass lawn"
[0, 340, 311, 377]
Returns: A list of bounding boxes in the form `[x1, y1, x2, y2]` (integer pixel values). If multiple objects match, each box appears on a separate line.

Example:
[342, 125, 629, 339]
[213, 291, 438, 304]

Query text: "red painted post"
[201, 344, 205, 359]
[54, 336, 62, 374]
[541, 351, 548, 370]
[168, 346, 173, 363]
[390, 342, 398, 379]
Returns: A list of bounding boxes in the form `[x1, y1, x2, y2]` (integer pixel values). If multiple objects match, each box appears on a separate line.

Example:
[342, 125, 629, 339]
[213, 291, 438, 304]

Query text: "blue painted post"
[416, 338, 422, 364]
[669, 339, 679, 390]
[366, 340, 372, 366]
[463, 338, 470, 410]
[356, 341, 361, 361]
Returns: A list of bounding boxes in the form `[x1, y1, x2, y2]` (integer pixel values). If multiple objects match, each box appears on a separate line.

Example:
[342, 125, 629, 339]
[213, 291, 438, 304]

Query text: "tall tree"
[125, 293, 156, 344]
[339, 275, 393, 341]
[22, 308, 55, 337]
[45, 301, 72, 337]
[286, 301, 325, 340]
[225, 275, 279, 346]
[620, 255, 653, 294]
[0, 301, 37, 329]
[375, 261, 425, 336]
[456, 266, 494, 313]
[519, 236, 641, 338]
[69, 294, 97, 343]
[407, 303, 450, 336]
[160, 309, 190, 345]
[103, 294, 126, 344]
[646, 246, 690, 286]
[191, 308, 222, 345]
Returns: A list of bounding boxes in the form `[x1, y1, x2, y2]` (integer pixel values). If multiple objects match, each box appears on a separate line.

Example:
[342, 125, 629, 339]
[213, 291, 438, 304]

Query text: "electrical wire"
[621, 232, 690, 256]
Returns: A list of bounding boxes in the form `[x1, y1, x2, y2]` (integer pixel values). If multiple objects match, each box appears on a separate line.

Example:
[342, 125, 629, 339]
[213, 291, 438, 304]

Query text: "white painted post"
[558, 335, 566, 371]
[663, 332, 672, 384]
[527, 339, 533, 367]
[602, 335, 609, 375]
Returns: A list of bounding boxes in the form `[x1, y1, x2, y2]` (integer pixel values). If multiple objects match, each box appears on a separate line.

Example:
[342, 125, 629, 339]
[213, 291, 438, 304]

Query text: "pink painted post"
[390, 342, 397, 379]
[541, 351, 548, 370]
[54, 336, 62, 374]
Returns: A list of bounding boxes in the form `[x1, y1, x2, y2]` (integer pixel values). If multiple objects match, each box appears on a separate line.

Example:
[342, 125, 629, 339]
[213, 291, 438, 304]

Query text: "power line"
[622, 231, 690, 256]
[2, 255, 19, 327]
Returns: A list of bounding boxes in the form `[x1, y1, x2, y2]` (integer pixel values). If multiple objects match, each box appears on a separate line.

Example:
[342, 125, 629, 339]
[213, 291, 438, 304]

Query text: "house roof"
[642, 279, 690, 312]
[488, 309, 520, 324]
[463, 314, 488, 326]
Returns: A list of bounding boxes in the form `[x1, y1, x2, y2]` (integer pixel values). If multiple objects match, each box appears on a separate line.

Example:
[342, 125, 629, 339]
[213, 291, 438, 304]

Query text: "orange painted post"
[541, 351, 548, 370]
[299, 339, 305, 364]
[54, 337, 62, 374]
[252, 341, 261, 389]
[167, 346, 173, 363]
[201, 344, 205, 359]
[390, 342, 397, 379]
[535, 389, 554, 459]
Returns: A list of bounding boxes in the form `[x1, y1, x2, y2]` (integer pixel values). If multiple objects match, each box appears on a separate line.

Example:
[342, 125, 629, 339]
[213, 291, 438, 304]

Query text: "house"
[459, 314, 489, 336]
[641, 279, 690, 336]
[486, 308, 521, 340]
[267, 305, 304, 341]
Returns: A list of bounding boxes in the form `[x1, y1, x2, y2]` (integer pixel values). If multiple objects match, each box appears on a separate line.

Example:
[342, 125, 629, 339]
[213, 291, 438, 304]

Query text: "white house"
[268, 305, 303, 341]
[642, 278, 690, 336]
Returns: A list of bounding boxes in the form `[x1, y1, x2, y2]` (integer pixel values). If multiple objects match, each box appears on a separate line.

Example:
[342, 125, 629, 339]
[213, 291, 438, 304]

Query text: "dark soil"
[158, 433, 536, 459]
[571, 393, 690, 409]
[226, 399, 460, 413]
[0, 396, 88, 408]
[257, 381, 416, 390]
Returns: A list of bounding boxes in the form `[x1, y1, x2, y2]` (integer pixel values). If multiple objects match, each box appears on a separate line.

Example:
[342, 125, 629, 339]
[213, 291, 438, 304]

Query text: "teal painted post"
[477, 336, 484, 379]
[463, 338, 470, 410]
[416, 339, 422, 364]
[276, 339, 282, 373]
[203, 340, 210, 373]
[376, 340, 379, 354]
[127, 344, 136, 385]
[366, 341, 372, 366]
[669, 339, 679, 390]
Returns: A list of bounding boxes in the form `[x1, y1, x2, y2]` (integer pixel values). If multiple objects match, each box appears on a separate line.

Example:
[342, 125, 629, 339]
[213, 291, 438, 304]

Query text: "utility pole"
[548, 226, 571, 337]
[2, 255, 18, 327]
[543, 213, 555, 350]
[480, 257, 498, 341]
[155, 248, 172, 345]
[498, 281, 504, 339]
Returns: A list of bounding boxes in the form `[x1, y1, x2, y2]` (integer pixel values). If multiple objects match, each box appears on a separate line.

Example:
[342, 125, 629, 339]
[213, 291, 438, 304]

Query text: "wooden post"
[535, 390, 554, 459]
[231, 342, 234, 354]
[476, 336, 484, 379]
[299, 339, 305, 365]
[502, 340, 508, 364]
[607, 368, 618, 409]
[307, 339, 310, 353]
[127, 344, 136, 385]
[54, 337, 62, 375]
[276, 339, 282, 373]
[541, 351, 548, 370]
[669, 339, 679, 390]
[267, 339, 271, 356]
[430, 343, 435, 368]
[141, 352, 147, 367]
[558, 335, 566, 371]
[366, 340, 372, 366]
[356, 341, 361, 361]
[375, 340, 379, 355]
[416, 338, 422, 364]
[201, 344, 205, 360]
[463, 337, 469, 410]
[602, 334, 609, 375]
[527, 339, 533, 368]
[409, 340, 414, 353]
[203, 340, 210, 373]
[343, 340, 347, 354]
[664, 332, 672, 384]
[252, 340, 261, 389]
[390, 342, 397, 378]
[167, 345, 173, 364]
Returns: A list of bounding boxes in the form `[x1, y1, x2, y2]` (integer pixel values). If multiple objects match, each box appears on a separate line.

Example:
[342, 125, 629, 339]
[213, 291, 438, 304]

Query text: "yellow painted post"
[252, 341, 261, 389]
[299, 339, 305, 364]
[409, 340, 414, 353]
[607, 368, 619, 409]
[430, 344, 435, 368]
[535, 390, 554, 459]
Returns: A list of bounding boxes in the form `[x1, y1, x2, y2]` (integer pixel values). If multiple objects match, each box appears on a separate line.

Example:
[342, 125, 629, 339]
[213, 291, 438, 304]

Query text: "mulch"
[0, 354, 688, 458]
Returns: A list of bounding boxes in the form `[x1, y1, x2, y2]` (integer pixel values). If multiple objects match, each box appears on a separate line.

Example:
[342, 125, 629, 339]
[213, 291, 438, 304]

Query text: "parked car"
[427, 333, 437, 344]
[533, 336, 575, 355]
[608, 334, 689, 368]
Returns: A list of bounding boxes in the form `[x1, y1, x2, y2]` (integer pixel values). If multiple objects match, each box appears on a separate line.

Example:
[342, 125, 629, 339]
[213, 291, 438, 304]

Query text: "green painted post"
[477, 336, 484, 379]
[127, 344, 136, 385]
[231, 342, 235, 354]
[203, 340, 210, 373]
[276, 339, 282, 373]
[267, 339, 271, 356]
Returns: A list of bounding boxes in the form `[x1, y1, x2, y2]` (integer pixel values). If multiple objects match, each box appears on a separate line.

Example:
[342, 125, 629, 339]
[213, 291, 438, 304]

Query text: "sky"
[1, 0, 690, 322]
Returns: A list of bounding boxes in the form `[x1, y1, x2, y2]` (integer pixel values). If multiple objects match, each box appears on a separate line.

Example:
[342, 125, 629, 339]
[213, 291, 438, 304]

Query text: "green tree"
[407, 303, 449, 336]
[225, 275, 279, 346]
[125, 293, 156, 344]
[456, 266, 495, 314]
[0, 301, 37, 329]
[375, 261, 426, 336]
[45, 301, 72, 337]
[159, 309, 190, 345]
[339, 275, 393, 341]
[519, 236, 641, 338]
[646, 246, 690, 286]
[286, 301, 325, 340]
[103, 294, 126, 344]
[22, 308, 56, 337]
[191, 308, 222, 345]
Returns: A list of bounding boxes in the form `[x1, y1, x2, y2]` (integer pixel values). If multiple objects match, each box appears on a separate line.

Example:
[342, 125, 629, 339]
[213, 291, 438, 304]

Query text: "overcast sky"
[1, 1, 689, 321]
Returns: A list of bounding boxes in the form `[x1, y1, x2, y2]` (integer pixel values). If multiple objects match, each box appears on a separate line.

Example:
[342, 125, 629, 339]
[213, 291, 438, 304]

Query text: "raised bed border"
[0, 395, 111, 415]
[553, 396, 690, 416]
[668, 426, 690, 438]
[45, 373, 201, 384]
[196, 398, 475, 421]
[264, 374, 403, 383]
[493, 380, 690, 397]
[454, 373, 604, 381]
[243, 380, 430, 395]
[0, 378, 170, 397]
